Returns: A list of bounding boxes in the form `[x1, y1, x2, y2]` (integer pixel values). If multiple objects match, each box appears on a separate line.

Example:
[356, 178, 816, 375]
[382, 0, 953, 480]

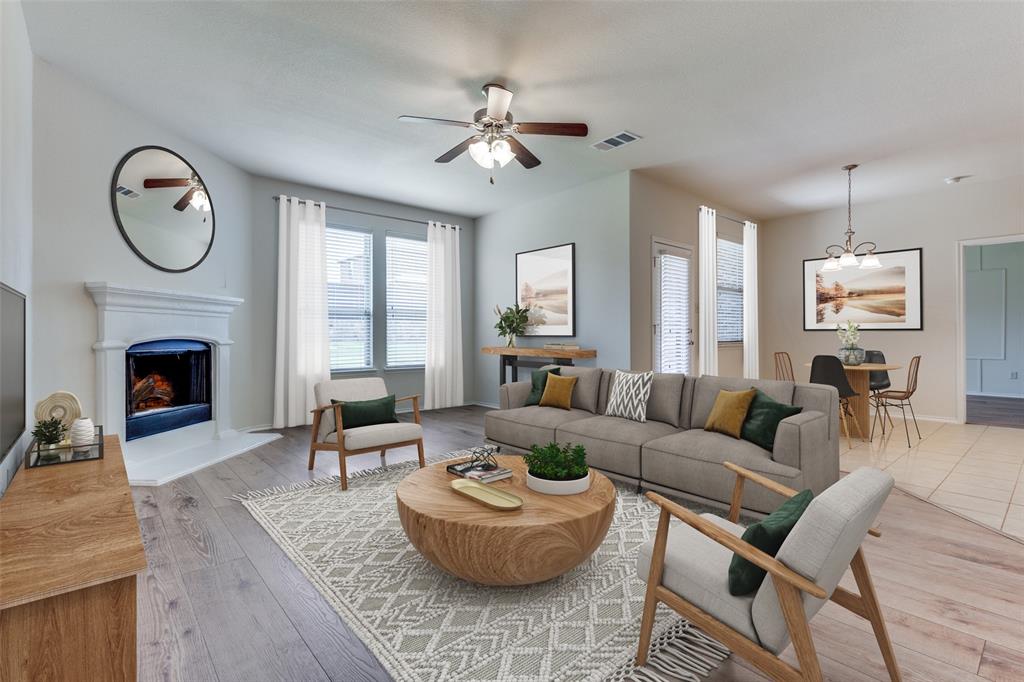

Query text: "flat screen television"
[1, 283, 27, 465]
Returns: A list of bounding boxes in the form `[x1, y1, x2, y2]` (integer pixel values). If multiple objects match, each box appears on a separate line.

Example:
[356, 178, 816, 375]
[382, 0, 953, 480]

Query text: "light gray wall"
[31, 60, 265, 429]
[965, 241, 1024, 397]
[473, 172, 631, 406]
[628, 171, 752, 378]
[0, 0, 34, 495]
[760, 176, 1024, 420]
[249, 175, 476, 413]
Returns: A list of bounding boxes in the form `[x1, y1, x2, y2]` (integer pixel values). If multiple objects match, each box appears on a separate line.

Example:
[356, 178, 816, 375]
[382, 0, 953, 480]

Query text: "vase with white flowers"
[836, 321, 865, 366]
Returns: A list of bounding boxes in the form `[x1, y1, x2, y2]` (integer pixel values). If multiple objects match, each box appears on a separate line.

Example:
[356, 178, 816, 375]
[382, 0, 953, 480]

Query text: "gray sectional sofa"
[484, 368, 840, 514]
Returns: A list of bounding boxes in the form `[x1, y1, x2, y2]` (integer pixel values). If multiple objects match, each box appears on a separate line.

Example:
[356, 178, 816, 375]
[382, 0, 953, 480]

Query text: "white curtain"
[273, 196, 330, 428]
[743, 221, 760, 379]
[424, 221, 464, 409]
[698, 206, 718, 376]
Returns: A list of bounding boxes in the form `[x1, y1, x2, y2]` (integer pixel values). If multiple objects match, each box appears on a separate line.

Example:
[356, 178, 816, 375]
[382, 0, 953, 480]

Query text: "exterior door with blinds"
[653, 240, 693, 374]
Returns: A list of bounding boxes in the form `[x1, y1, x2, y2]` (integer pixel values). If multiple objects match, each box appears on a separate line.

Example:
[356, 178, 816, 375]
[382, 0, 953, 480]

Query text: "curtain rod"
[716, 212, 750, 226]
[272, 195, 430, 226]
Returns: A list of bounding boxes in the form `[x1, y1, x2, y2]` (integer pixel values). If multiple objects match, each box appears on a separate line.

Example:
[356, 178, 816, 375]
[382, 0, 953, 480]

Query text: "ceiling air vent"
[591, 130, 642, 151]
[116, 185, 140, 199]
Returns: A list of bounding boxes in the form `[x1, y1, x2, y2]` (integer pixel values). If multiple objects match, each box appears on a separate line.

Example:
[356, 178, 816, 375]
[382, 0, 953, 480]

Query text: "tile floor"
[839, 416, 1024, 540]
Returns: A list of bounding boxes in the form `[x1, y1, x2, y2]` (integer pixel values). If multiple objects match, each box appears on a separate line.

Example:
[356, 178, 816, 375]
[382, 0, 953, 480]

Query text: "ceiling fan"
[399, 83, 588, 180]
[142, 174, 211, 212]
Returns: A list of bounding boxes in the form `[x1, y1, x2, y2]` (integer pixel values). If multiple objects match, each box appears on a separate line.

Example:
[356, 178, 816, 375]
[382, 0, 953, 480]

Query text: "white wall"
[473, 173, 631, 405]
[32, 60, 265, 429]
[760, 176, 1024, 420]
[965, 241, 1024, 397]
[249, 175, 476, 413]
[0, 0, 34, 494]
[628, 171, 752, 377]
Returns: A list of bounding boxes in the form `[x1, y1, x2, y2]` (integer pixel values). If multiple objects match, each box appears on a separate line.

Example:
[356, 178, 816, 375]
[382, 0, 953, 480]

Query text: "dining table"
[804, 361, 902, 441]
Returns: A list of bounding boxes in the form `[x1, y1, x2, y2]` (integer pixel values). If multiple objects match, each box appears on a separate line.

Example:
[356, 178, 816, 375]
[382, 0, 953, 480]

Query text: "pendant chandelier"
[820, 164, 881, 272]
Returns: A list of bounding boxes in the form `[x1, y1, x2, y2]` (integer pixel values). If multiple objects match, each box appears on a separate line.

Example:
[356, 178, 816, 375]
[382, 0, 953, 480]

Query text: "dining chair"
[809, 355, 862, 448]
[774, 351, 795, 382]
[873, 356, 922, 448]
[636, 462, 900, 682]
[865, 350, 894, 439]
[307, 377, 425, 490]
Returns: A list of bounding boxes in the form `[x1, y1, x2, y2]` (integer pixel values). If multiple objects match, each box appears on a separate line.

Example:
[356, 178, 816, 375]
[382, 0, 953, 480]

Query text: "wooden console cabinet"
[0, 435, 147, 681]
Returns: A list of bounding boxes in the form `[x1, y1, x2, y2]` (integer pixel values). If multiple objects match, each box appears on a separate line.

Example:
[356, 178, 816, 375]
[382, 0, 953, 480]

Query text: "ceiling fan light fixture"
[492, 139, 516, 167]
[468, 139, 493, 168]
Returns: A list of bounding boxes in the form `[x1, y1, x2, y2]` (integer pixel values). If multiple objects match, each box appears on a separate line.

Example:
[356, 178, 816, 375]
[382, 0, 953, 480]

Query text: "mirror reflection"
[111, 146, 215, 272]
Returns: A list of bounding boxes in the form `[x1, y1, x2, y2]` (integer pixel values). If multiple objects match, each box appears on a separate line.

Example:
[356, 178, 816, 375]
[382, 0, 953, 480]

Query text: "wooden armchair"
[636, 462, 900, 682]
[307, 377, 425, 490]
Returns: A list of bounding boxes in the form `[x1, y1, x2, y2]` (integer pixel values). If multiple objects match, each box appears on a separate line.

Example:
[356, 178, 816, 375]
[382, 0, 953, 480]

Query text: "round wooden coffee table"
[396, 455, 616, 585]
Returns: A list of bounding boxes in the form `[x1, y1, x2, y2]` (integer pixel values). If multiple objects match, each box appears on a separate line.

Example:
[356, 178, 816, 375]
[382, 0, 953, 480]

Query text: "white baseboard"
[967, 391, 1024, 400]
[473, 401, 499, 409]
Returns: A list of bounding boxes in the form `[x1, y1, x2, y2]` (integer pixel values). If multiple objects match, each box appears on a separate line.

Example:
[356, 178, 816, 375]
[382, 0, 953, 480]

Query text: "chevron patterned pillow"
[605, 370, 654, 422]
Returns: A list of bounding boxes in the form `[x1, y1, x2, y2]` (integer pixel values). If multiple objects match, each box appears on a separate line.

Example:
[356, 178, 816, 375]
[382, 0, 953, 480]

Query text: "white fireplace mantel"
[85, 282, 278, 485]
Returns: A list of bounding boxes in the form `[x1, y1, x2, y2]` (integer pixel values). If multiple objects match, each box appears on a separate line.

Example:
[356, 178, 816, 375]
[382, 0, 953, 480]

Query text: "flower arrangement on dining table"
[835, 321, 865, 365]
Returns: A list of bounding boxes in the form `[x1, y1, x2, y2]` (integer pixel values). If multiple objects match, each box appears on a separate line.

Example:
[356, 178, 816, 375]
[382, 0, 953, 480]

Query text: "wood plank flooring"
[968, 395, 1024, 429]
[132, 406, 1024, 681]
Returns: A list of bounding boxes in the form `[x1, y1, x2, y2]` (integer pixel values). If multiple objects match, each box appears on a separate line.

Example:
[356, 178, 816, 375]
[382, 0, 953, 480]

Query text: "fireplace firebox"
[125, 339, 212, 441]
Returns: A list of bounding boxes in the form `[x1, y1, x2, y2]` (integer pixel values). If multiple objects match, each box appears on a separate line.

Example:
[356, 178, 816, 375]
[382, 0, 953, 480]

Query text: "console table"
[481, 346, 598, 385]
[0, 435, 147, 681]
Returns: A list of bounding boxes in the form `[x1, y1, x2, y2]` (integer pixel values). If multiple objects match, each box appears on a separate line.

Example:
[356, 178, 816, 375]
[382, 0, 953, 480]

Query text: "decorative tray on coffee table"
[450, 479, 523, 511]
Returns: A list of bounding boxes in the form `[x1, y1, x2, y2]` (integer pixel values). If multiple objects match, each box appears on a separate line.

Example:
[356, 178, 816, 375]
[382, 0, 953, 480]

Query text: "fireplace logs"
[132, 373, 175, 412]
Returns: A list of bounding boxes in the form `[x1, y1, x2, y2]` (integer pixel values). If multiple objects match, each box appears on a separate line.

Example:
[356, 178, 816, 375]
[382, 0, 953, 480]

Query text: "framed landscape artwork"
[803, 248, 923, 330]
[516, 243, 576, 336]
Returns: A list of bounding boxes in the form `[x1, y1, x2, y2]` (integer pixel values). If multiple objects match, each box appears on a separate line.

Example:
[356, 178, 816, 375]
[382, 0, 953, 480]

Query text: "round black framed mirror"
[110, 146, 215, 273]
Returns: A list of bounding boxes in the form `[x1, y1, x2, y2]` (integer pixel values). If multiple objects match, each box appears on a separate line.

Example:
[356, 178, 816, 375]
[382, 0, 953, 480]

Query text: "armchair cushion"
[315, 378, 388, 440]
[325, 422, 423, 451]
[637, 513, 759, 644]
[330, 395, 398, 431]
[728, 489, 813, 596]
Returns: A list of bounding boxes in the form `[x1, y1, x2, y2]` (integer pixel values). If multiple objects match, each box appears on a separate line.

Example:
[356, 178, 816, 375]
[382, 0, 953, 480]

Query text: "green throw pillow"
[330, 395, 398, 430]
[728, 489, 814, 596]
[741, 389, 802, 451]
[525, 367, 561, 406]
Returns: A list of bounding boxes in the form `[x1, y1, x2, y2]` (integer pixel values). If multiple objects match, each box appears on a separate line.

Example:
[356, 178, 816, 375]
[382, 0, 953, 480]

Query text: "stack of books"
[446, 459, 513, 483]
[543, 342, 580, 350]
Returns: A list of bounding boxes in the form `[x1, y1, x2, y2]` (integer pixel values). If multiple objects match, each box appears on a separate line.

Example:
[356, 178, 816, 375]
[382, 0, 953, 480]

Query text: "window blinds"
[716, 238, 744, 343]
[654, 248, 692, 374]
[325, 226, 373, 370]
[386, 234, 428, 368]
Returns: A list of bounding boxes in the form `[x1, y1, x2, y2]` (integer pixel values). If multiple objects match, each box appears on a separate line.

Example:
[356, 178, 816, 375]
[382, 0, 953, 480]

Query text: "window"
[716, 238, 743, 343]
[326, 226, 373, 370]
[653, 242, 692, 374]
[385, 234, 428, 368]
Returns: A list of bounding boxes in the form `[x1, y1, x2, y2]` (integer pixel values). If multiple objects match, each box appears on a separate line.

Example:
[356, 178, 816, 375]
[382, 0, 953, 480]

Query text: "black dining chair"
[810, 355, 863, 448]
[865, 350, 894, 439]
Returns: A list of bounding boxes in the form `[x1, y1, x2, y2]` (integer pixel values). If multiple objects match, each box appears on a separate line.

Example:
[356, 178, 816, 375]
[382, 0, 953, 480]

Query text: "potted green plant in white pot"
[523, 442, 590, 495]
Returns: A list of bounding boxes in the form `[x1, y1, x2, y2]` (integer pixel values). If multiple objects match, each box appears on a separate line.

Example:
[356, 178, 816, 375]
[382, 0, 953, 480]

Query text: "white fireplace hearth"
[86, 282, 279, 485]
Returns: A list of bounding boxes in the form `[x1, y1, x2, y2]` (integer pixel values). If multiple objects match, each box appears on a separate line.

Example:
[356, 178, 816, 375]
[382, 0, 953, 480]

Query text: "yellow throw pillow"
[705, 389, 757, 439]
[539, 373, 578, 410]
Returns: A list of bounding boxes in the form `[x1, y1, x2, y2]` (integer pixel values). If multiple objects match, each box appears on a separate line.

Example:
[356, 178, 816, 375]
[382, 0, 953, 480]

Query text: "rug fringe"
[228, 452, 466, 502]
[604, 619, 731, 682]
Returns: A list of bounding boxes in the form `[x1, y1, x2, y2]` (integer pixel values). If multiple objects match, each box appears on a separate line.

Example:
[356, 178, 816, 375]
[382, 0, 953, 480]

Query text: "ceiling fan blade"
[144, 178, 191, 188]
[507, 137, 540, 169]
[173, 187, 197, 211]
[398, 115, 473, 128]
[484, 83, 513, 121]
[435, 137, 479, 163]
[516, 122, 589, 137]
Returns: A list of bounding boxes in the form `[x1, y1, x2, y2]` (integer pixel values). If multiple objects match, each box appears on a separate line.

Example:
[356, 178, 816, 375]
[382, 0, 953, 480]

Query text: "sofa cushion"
[560, 367, 602, 413]
[540, 373, 577, 410]
[704, 388, 757, 438]
[647, 373, 687, 427]
[558, 415, 677, 479]
[485, 406, 592, 451]
[525, 367, 560, 406]
[638, 513, 758, 644]
[642, 429, 802, 513]
[741, 389, 803, 451]
[605, 370, 654, 422]
[691, 377, 794, 430]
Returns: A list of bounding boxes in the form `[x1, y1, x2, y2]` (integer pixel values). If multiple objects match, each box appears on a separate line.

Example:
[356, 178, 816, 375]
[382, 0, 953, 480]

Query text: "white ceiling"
[22, 1, 1024, 219]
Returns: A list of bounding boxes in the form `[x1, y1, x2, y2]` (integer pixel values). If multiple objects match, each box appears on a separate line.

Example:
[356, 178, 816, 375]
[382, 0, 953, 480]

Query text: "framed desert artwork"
[516, 243, 576, 336]
[803, 248, 923, 330]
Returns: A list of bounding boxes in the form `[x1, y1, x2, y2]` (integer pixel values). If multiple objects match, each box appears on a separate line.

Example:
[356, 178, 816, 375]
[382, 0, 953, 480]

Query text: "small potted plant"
[31, 417, 68, 463]
[493, 303, 531, 347]
[836, 321, 865, 366]
[523, 442, 590, 495]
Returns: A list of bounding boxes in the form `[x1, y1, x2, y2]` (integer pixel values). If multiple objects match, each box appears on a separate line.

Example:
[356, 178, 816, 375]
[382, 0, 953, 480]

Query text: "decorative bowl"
[526, 470, 591, 496]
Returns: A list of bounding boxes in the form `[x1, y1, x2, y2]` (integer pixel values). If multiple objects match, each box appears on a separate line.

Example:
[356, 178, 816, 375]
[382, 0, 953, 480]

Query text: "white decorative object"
[424, 221, 464, 410]
[69, 417, 95, 448]
[743, 220, 759, 379]
[34, 391, 83, 428]
[273, 197, 330, 429]
[698, 206, 718, 376]
[526, 470, 591, 496]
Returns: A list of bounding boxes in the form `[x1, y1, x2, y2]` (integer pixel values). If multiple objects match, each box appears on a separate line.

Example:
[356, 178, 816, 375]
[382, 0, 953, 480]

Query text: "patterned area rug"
[235, 455, 730, 682]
